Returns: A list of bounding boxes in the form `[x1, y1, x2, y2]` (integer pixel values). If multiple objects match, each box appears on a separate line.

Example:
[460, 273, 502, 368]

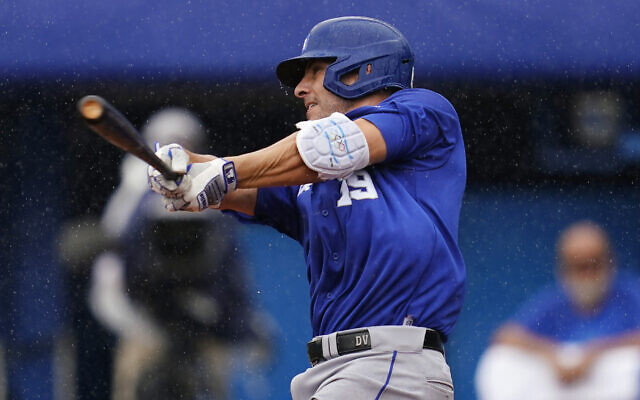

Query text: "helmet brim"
[276, 56, 307, 88]
[276, 53, 338, 88]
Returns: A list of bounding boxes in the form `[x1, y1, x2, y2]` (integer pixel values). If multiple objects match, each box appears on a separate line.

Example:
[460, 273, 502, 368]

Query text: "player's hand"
[552, 357, 591, 384]
[163, 158, 237, 212]
[147, 143, 191, 197]
[549, 345, 596, 384]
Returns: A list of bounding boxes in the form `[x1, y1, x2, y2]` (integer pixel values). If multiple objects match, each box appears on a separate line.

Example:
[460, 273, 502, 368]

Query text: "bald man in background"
[476, 221, 640, 400]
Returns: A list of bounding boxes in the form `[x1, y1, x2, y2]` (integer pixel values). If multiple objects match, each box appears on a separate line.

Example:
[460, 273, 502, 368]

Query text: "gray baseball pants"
[290, 326, 454, 399]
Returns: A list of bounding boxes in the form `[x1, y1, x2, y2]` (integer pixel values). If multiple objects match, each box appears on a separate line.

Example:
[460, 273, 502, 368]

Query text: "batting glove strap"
[167, 158, 237, 212]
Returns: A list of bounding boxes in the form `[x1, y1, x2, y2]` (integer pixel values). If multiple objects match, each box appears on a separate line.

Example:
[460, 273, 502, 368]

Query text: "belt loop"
[321, 334, 331, 360]
[327, 332, 339, 358]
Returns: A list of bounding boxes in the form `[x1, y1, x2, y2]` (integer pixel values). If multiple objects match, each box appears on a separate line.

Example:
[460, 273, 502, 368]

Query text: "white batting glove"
[147, 143, 191, 197]
[163, 158, 237, 212]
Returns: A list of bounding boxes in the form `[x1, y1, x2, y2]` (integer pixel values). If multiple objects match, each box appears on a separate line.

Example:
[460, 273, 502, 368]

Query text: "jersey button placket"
[321, 209, 329, 217]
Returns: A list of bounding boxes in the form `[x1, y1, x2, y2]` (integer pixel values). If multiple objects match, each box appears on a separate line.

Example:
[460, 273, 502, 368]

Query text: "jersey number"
[337, 171, 379, 207]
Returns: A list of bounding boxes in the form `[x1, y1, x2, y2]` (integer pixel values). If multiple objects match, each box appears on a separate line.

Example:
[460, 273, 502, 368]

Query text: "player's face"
[294, 60, 354, 120]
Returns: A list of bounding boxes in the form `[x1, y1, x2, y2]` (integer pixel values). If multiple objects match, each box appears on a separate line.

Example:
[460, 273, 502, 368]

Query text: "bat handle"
[149, 159, 181, 181]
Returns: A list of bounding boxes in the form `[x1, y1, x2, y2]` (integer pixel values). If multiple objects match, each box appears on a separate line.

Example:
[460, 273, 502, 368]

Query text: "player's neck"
[347, 91, 392, 113]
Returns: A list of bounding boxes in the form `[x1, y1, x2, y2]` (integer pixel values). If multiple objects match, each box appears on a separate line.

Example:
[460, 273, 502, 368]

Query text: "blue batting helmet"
[276, 16, 415, 99]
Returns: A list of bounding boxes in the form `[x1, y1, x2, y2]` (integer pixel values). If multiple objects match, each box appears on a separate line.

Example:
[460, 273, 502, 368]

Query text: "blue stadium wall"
[3, 0, 640, 80]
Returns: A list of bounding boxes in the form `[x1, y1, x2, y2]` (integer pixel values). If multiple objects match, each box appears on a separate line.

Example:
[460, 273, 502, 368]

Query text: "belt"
[307, 328, 445, 366]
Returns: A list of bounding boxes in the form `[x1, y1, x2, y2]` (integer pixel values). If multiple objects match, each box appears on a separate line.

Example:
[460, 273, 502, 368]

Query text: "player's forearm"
[230, 118, 388, 186]
[227, 132, 321, 188]
[187, 133, 319, 188]
[182, 135, 317, 215]
[218, 188, 258, 216]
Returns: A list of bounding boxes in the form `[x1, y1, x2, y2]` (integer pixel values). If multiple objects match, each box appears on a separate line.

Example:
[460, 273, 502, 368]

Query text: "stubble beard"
[308, 96, 355, 120]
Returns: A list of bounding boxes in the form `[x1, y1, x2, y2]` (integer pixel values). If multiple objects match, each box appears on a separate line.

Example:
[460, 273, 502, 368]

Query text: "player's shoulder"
[387, 87, 447, 101]
[382, 88, 457, 115]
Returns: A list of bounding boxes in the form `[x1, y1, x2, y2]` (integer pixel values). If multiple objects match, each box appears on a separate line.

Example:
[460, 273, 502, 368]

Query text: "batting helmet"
[276, 16, 415, 99]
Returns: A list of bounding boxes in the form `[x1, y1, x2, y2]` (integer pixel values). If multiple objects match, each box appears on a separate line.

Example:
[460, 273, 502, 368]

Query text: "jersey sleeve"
[225, 186, 302, 241]
[359, 90, 462, 168]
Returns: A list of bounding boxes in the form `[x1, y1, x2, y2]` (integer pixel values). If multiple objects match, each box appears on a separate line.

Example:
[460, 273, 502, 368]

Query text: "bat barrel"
[78, 95, 106, 121]
[77, 95, 180, 181]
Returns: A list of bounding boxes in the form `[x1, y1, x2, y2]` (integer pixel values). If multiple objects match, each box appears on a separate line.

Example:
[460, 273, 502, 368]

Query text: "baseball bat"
[77, 95, 180, 181]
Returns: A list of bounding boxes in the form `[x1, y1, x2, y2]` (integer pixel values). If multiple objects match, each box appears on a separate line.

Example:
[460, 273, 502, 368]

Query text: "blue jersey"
[512, 271, 640, 342]
[233, 89, 466, 338]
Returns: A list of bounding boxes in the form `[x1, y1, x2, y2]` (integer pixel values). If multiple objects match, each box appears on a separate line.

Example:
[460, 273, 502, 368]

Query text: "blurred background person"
[88, 108, 273, 400]
[475, 221, 640, 400]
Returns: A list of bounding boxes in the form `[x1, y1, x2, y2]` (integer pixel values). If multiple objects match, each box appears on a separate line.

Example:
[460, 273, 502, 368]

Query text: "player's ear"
[340, 67, 360, 86]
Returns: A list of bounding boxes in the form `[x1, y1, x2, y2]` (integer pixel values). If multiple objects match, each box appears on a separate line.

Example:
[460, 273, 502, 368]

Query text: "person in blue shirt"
[476, 221, 640, 400]
[147, 16, 466, 399]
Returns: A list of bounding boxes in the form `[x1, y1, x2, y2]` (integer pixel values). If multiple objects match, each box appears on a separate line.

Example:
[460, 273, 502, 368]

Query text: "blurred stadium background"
[1, 1, 640, 399]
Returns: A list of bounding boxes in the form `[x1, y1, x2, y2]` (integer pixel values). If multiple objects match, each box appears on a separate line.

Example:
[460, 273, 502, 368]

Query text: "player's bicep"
[355, 118, 387, 165]
[361, 108, 442, 163]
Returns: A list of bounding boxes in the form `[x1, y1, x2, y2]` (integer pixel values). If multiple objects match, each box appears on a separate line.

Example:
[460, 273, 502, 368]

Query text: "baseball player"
[148, 16, 466, 399]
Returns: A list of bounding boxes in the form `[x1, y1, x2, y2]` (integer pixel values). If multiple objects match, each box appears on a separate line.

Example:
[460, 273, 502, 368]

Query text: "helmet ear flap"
[339, 63, 378, 87]
[339, 66, 361, 86]
[324, 54, 405, 99]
